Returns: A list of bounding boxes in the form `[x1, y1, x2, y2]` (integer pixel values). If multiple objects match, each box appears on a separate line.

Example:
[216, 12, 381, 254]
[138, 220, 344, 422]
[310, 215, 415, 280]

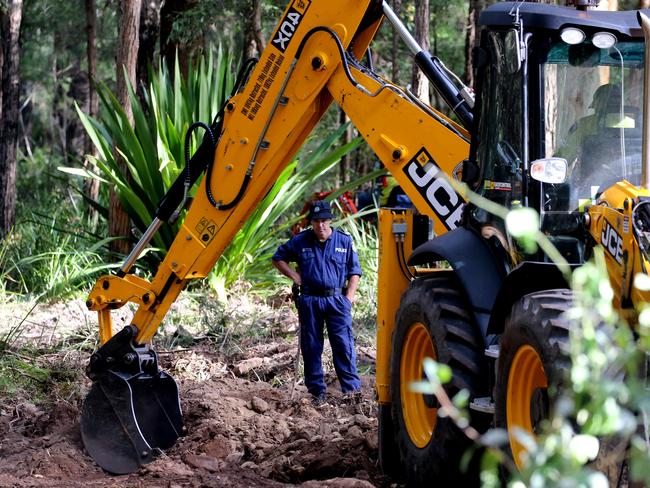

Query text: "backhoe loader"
[81, 0, 650, 484]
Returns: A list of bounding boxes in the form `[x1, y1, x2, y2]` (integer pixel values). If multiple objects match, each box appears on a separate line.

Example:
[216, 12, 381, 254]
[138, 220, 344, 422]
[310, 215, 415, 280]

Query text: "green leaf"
[479, 428, 509, 448]
[568, 434, 600, 464]
[506, 207, 540, 253]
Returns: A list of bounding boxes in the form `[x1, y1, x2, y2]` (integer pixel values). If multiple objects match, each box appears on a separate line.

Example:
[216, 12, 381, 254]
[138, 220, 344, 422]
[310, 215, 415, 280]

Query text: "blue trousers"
[298, 294, 361, 395]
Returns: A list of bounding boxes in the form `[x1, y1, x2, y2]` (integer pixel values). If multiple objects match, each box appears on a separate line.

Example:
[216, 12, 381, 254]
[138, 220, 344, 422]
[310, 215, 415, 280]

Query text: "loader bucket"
[80, 368, 183, 474]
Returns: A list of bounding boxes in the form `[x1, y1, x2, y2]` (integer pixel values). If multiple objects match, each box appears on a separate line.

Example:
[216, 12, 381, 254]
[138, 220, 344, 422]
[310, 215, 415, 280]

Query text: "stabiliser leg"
[80, 325, 183, 474]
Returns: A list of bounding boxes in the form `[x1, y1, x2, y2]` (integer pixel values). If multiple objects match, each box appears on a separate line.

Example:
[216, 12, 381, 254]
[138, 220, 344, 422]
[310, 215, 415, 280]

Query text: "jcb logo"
[403, 148, 464, 230]
[601, 219, 624, 265]
[272, 1, 310, 53]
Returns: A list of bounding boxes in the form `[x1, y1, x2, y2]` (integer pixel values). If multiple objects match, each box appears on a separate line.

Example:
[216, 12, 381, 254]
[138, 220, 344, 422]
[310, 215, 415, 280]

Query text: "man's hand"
[345, 274, 360, 304]
[291, 283, 301, 304]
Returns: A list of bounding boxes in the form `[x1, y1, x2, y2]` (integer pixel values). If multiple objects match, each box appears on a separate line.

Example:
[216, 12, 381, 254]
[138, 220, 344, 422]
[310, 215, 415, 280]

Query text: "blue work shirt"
[273, 228, 362, 289]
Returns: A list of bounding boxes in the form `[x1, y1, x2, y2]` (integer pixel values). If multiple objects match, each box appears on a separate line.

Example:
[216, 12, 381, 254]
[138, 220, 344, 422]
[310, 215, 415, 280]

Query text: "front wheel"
[495, 289, 572, 470]
[390, 273, 487, 485]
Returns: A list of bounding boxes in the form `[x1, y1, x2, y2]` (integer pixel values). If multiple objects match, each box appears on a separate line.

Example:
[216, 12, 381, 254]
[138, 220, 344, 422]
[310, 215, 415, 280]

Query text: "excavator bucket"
[80, 326, 183, 474]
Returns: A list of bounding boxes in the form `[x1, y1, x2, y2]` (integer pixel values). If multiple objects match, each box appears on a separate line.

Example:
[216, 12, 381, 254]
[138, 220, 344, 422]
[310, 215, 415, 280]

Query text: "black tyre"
[390, 273, 487, 486]
[496, 289, 629, 483]
[495, 289, 572, 470]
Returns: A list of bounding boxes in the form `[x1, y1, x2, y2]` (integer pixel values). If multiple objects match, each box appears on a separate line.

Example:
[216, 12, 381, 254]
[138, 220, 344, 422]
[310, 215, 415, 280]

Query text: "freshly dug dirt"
[0, 297, 396, 488]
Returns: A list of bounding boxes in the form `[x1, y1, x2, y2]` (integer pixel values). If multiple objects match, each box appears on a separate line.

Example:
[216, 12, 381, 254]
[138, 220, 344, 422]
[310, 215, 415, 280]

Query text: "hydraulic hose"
[184, 122, 216, 202]
[155, 58, 259, 220]
[204, 58, 259, 211]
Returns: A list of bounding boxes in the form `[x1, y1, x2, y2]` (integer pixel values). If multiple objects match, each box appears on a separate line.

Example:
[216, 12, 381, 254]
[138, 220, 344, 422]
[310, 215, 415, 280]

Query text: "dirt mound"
[0, 345, 394, 487]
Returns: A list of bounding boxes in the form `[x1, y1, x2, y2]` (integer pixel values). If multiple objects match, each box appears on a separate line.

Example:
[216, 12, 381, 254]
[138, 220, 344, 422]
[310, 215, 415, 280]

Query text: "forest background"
[0, 0, 646, 303]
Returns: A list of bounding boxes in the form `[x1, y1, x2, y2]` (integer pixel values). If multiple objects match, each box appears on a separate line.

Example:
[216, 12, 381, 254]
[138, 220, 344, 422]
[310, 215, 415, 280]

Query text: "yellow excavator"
[80, 0, 650, 484]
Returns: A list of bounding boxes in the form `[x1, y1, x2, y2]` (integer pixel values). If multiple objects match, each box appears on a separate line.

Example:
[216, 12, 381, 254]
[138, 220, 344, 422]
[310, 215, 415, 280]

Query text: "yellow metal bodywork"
[87, 0, 470, 347]
[376, 209, 416, 404]
[587, 180, 650, 312]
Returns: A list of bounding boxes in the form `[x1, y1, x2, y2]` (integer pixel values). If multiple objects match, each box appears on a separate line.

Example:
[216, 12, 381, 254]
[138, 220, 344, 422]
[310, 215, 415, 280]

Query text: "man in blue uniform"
[272, 200, 362, 405]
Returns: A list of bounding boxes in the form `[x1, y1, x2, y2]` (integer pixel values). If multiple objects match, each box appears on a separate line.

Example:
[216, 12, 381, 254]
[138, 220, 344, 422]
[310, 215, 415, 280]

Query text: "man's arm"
[272, 259, 302, 285]
[346, 274, 360, 303]
[345, 234, 362, 303]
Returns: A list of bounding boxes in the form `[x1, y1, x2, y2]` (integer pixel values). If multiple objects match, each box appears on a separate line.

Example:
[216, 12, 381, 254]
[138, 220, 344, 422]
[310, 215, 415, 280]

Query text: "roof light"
[560, 27, 586, 45]
[592, 32, 617, 49]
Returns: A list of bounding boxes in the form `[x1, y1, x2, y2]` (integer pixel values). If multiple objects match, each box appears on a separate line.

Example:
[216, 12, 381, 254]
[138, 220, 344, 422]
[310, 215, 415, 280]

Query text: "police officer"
[272, 200, 362, 405]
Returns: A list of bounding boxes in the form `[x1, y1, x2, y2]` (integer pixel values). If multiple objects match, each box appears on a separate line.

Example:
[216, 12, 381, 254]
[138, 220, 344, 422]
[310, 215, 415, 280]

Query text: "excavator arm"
[81, 0, 471, 474]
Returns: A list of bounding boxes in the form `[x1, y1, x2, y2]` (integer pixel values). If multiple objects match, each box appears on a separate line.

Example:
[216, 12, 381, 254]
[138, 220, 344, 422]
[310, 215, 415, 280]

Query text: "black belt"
[300, 286, 343, 297]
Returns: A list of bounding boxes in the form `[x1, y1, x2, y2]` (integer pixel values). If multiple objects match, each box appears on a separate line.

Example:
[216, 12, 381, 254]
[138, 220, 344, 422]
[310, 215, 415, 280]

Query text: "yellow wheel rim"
[506, 344, 548, 470]
[400, 321, 437, 448]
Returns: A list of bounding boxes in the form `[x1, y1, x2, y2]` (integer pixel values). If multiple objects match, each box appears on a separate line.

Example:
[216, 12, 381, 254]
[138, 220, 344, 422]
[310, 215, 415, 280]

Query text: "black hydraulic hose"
[153, 58, 260, 222]
[366, 47, 374, 72]
[203, 107, 250, 211]
[396, 239, 415, 280]
[231, 58, 259, 98]
[296, 26, 364, 92]
[297, 26, 469, 143]
[202, 34, 339, 211]
[184, 122, 216, 199]
[155, 132, 217, 222]
[204, 58, 259, 211]
[207, 169, 252, 210]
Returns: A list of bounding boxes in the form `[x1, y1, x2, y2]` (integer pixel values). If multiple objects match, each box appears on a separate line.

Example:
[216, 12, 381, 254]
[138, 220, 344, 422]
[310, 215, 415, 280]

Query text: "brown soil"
[0, 297, 397, 488]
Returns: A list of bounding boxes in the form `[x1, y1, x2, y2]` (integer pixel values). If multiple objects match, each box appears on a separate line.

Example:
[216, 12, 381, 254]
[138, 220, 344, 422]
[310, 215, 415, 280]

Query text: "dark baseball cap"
[308, 200, 335, 220]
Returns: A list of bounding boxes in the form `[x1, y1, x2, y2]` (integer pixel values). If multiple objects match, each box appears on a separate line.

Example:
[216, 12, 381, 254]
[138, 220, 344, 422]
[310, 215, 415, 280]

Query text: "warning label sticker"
[484, 181, 512, 191]
[196, 217, 217, 245]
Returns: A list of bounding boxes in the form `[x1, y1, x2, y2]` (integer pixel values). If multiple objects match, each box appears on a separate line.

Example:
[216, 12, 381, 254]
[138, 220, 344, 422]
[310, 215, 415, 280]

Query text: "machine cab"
[469, 2, 646, 264]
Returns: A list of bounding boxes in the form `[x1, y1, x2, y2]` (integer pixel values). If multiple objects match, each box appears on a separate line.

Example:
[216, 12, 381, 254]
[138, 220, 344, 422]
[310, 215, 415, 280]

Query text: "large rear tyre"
[495, 289, 571, 470]
[390, 273, 487, 485]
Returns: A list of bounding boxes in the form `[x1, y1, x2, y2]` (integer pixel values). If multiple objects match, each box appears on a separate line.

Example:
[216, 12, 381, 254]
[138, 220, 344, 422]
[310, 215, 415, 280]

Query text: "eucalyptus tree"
[0, 0, 23, 236]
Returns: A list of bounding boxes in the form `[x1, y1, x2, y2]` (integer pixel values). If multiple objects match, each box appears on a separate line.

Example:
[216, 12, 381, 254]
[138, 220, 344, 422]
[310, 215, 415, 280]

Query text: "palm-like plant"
[69, 47, 235, 251]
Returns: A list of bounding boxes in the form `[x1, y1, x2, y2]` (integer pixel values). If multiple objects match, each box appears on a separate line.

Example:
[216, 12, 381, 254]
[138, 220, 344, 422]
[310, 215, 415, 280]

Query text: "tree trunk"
[160, 0, 196, 76]
[465, 0, 488, 88]
[85, 0, 98, 134]
[84, 0, 100, 211]
[391, 0, 402, 84]
[411, 0, 430, 104]
[137, 0, 160, 98]
[641, 0, 650, 8]
[243, 0, 266, 60]
[110, 0, 142, 254]
[0, 0, 23, 237]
